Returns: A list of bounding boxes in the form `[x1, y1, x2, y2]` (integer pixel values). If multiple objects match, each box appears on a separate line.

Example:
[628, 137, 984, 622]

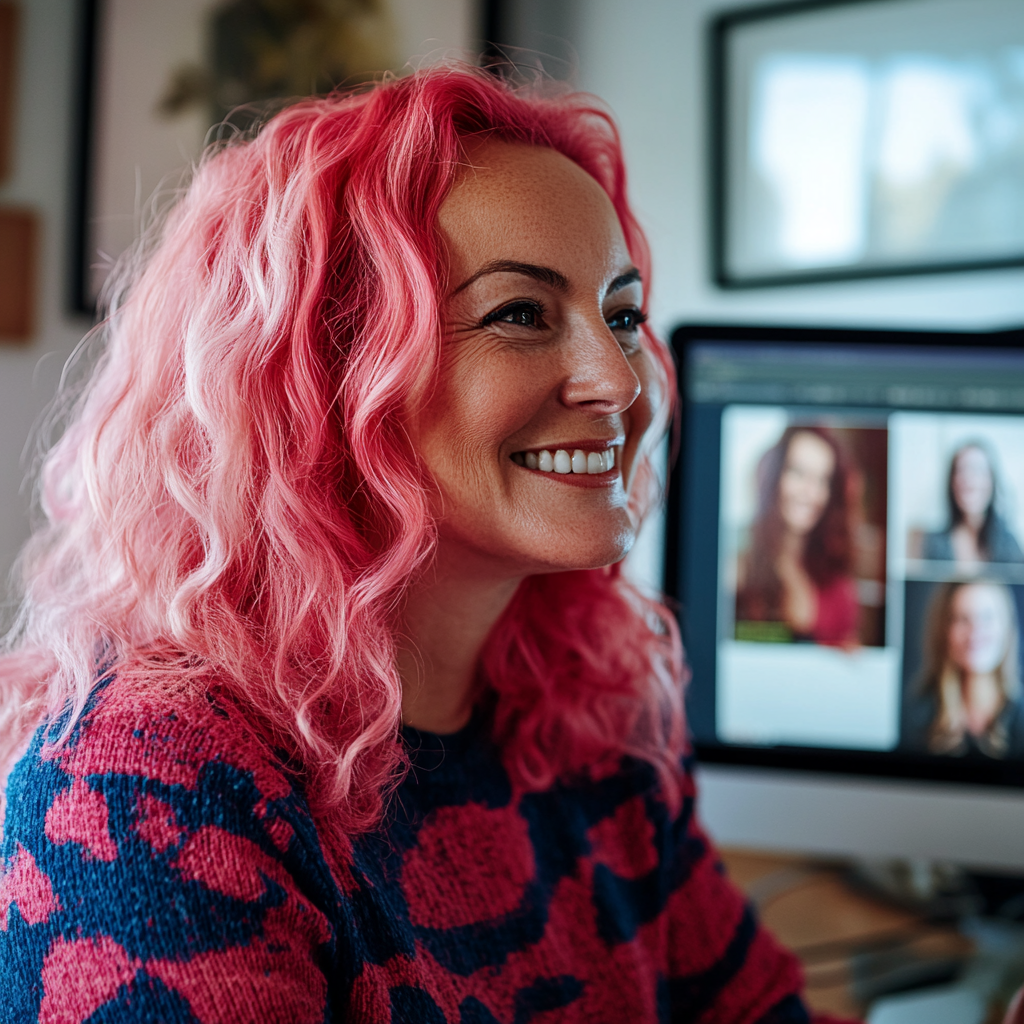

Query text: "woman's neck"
[775, 529, 816, 633]
[962, 509, 985, 532]
[397, 548, 521, 734]
[778, 530, 805, 561]
[950, 522, 983, 565]
[960, 671, 1003, 737]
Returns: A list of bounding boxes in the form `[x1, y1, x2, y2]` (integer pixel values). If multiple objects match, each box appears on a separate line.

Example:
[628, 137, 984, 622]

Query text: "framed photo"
[70, 0, 399, 313]
[710, 0, 1024, 289]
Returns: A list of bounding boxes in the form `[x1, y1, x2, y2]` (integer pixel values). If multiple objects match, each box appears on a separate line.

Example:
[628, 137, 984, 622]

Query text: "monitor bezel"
[667, 322, 1024, 789]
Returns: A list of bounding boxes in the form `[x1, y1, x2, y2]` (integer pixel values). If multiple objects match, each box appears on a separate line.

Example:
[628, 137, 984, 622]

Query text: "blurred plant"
[157, 0, 396, 126]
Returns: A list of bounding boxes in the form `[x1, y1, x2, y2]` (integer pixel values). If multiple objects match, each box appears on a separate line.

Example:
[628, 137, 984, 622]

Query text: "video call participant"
[736, 426, 860, 646]
[903, 580, 1024, 759]
[923, 442, 1023, 569]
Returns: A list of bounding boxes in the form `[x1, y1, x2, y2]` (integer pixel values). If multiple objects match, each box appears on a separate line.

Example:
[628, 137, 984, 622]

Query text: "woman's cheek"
[622, 348, 660, 487]
[631, 347, 659, 428]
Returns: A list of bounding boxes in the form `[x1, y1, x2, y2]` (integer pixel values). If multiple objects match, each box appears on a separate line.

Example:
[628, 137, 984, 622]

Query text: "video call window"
[891, 414, 1024, 761]
[725, 412, 887, 649]
[681, 340, 1024, 765]
[901, 579, 1024, 760]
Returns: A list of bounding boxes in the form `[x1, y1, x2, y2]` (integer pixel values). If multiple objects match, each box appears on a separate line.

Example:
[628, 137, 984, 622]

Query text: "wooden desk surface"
[720, 848, 972, 1020]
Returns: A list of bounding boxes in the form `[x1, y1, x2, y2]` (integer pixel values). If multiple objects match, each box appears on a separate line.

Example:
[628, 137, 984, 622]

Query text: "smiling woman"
[736, 425, 859, 647]
[0, 64, 840, 1022]
[401, 141, 659, 734]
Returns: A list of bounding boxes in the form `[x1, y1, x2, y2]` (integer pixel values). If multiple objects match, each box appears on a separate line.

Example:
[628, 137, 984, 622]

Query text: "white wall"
[534, 0, 1024, 339]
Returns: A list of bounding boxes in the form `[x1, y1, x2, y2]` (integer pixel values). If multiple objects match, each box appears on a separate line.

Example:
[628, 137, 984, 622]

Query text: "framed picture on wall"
[70, 0, 401, 314]
[710, 0, 1024, 289]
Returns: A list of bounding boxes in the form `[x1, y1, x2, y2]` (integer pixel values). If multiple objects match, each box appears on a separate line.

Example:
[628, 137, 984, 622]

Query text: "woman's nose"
[559, 317, 641, 414]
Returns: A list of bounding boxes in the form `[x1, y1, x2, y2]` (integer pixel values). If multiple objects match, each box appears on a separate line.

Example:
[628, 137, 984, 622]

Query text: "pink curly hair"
[0, 63, 685, 832]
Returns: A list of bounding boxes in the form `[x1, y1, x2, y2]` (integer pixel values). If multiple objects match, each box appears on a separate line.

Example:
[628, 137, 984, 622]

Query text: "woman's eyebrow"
[607, 268, 642, 294]
[451, 260, 570, 296]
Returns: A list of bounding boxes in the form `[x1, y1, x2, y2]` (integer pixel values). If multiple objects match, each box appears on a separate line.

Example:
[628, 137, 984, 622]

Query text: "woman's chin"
[529, 529, 636, 574]
[436, 506, 637, 578]
[785, 518, 818, 538]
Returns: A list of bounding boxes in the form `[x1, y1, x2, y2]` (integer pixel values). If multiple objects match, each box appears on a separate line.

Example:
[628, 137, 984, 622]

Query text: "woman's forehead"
[439, 141, 633, 287]
[954, 583, 1007, 612]
[454, 139, 597, 192]
[788, 431, 833, 463]
[956, 446, 990, 468]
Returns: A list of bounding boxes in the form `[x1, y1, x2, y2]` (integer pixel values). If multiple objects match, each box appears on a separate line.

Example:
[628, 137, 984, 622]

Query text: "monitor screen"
[669, 324, 1024, 788]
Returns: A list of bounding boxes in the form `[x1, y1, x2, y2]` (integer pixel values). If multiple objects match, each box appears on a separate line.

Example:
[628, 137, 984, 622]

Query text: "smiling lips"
[511, 447, 617, 475]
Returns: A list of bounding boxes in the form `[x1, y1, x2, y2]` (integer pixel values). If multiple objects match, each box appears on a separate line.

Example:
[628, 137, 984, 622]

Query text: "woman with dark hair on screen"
[904, 579, 1024, 759]
[923, 441, 1024, 569]
[0, 63, 850, 1022]
[736, 426, 859, 646]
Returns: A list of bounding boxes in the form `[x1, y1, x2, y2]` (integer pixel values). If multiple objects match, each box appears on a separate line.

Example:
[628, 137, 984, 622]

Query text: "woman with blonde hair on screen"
[904, 579, 1024, 758]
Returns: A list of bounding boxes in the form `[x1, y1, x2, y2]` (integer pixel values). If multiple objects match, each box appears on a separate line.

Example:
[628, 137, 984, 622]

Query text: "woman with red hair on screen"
[736, 426, 860, 647]
[0, 64, 854, 1021]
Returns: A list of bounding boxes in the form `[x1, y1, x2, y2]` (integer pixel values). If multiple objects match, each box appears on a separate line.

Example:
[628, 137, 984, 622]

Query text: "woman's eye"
[606, 307, 648, 333]
[482, 301, 547, 329]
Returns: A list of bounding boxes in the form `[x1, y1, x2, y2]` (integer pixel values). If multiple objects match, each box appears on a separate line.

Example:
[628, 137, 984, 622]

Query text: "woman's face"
[777, 431, 835, 536]
[409, 142, 657, 578]
[952, 446, 994, 520]
[947, 583, 1012, 676]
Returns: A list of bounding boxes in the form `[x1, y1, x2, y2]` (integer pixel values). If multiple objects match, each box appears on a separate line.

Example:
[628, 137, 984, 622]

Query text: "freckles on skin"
[422, 334, 635, 556]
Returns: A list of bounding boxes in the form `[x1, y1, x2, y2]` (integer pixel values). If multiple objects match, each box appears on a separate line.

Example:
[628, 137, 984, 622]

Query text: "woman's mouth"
[510, 446, 617, 475]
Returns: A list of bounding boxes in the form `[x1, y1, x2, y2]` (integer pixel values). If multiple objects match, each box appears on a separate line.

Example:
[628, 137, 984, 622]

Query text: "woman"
[0, 66, 837, 1021]
[922, 441, 1024, 569]
[904, 580, 1024, 759]
[736, 426, 859, 646]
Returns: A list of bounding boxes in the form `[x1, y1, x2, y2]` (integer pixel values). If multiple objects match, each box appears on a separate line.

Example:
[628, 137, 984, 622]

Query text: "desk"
[720, 848, 974, 1020]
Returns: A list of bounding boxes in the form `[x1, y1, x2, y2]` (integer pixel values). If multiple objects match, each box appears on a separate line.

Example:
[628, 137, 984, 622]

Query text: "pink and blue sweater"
[0, 674, 845, 1023]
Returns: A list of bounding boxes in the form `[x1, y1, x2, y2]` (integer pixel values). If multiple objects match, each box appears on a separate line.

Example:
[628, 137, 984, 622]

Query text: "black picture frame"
[709, 0, 1024, 290]
[69, 0, 455, 318]
[68, 0, 99, 316]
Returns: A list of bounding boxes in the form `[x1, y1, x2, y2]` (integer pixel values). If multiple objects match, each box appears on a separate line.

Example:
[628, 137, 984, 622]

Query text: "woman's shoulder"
[28, 671, 293, 797]
[900, 683, 938, 753]
[1002, 698, 1024, 757]
[989, 516, 1024, 561]
[921, 529, 953, 560]
[0, 672, 342, 1021]
[3, 671, 310, 874]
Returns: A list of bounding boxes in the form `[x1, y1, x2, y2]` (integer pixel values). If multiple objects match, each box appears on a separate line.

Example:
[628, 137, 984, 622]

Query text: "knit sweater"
[0, 674, 847, 1023]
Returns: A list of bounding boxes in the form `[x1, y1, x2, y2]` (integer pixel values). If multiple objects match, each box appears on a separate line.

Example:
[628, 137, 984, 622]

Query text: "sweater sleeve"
[0, 682, 334, 1024]
[664, 770, 858, 1024]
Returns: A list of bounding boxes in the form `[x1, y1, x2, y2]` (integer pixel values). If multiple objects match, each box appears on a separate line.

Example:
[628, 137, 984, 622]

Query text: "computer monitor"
[667, 324, 1024, 870]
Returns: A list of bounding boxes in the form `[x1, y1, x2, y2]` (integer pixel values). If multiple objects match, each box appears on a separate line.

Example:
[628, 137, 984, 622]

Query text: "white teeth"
[518, 446, 618, 475]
